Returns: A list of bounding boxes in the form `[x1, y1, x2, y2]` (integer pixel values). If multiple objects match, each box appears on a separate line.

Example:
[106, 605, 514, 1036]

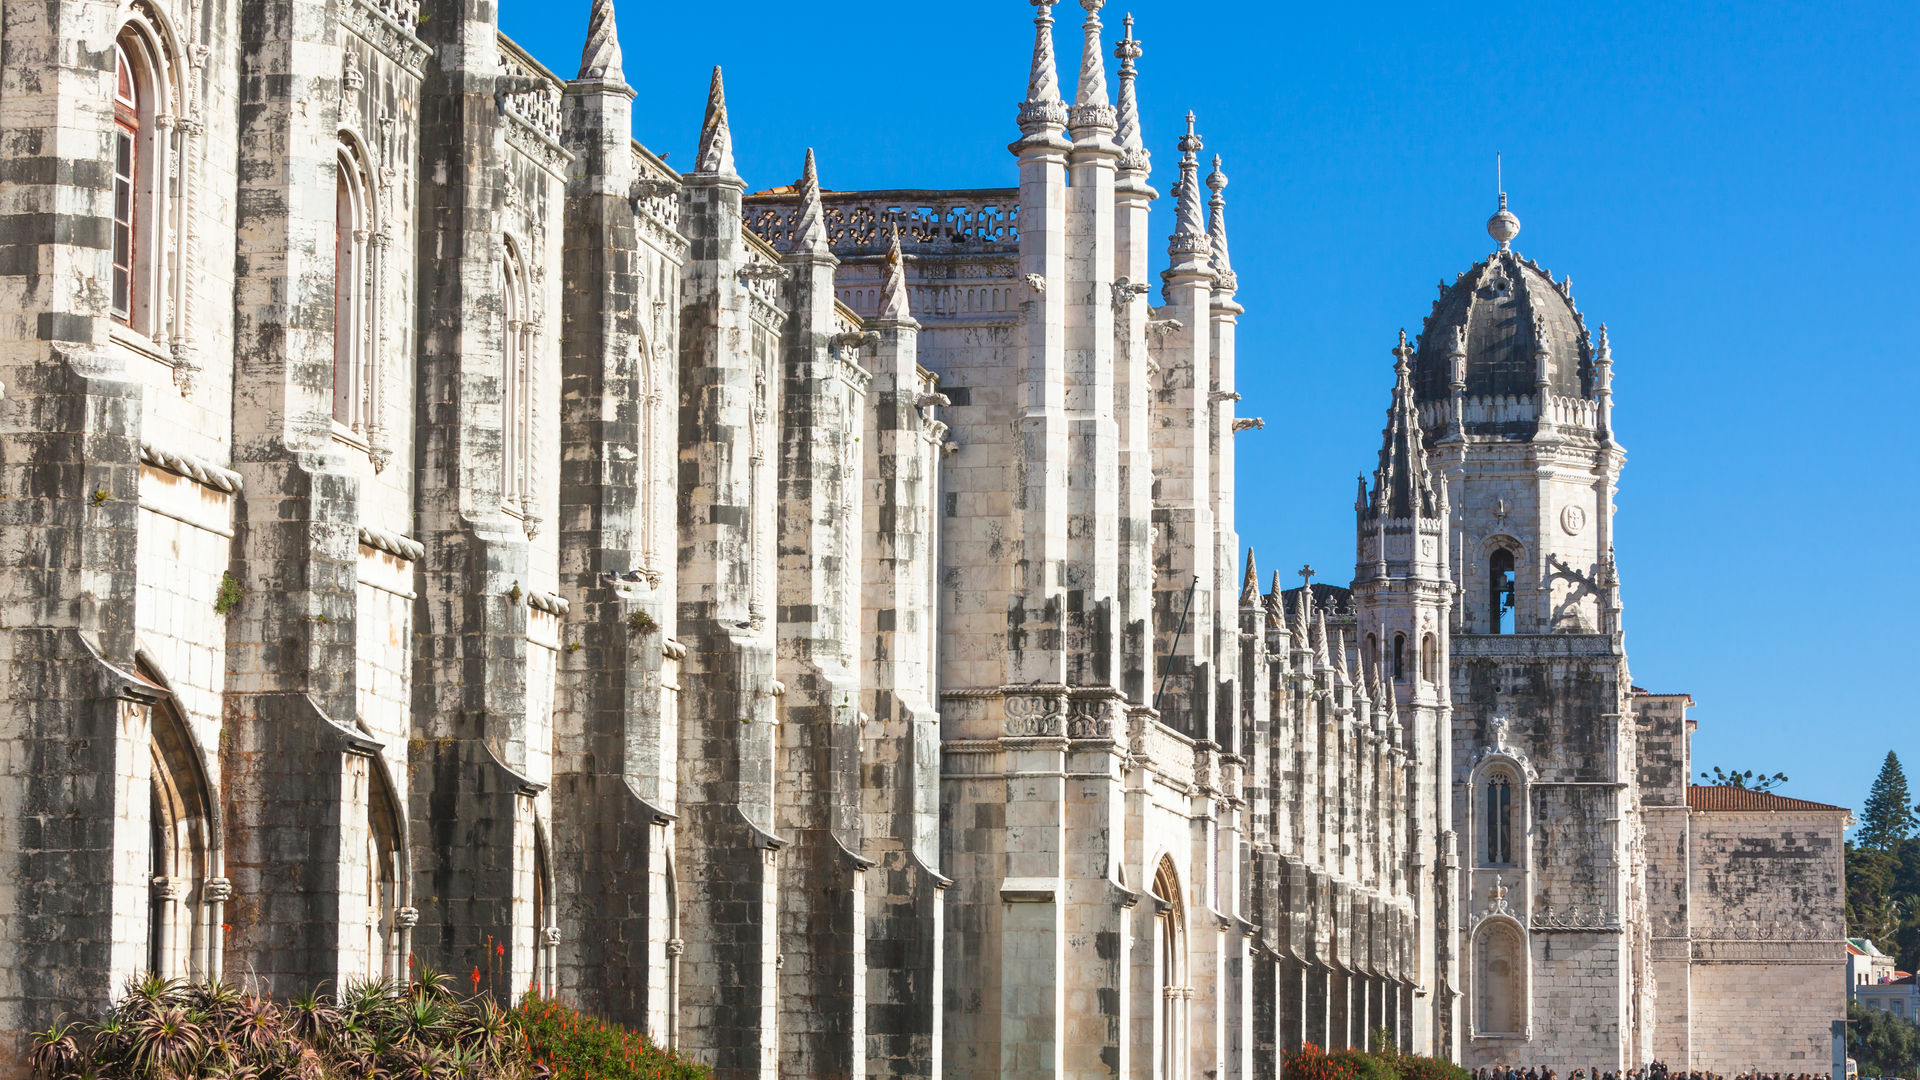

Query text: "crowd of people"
[1471, 1067, 1834, 1080]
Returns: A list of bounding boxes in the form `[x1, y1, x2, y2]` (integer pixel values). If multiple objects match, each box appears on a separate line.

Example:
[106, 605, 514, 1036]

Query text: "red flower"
[497, 943, 506, 956]
[471, 966, 482, 988]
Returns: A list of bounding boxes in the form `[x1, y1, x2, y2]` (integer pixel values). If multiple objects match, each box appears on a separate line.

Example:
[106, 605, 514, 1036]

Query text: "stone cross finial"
[1394, 328, 1414, 372]
[1488, 189, 1521, 251]
[695, 66, 737, 178]
[576, 0, 624, 82]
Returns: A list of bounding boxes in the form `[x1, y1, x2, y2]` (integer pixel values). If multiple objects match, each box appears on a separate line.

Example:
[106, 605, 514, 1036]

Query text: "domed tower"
[1416, 194, 1622, 636]
[1415, 196, 1645, 1071]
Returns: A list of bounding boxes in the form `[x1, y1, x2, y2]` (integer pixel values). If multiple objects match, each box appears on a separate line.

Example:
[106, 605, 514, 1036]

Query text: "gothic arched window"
[501, 245, 532, 506]
[110, 29, 173, 334]
[333, 144, 375, 430]
[1153, 858, 1186, 1080]
[1484, 773, 1514, 866]
[1489, 549, 1517, 634]
[143, 668, 218, 981]
[1475, 920, 1526, 1037]
[1392, 633, 1407, 681]
[111, 43, 141, 325]
[1421, 633, 1438, 684]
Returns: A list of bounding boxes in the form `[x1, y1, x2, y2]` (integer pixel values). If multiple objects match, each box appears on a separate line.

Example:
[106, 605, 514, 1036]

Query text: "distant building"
[1858, 974, 1920, 1022]
[1849, 938, 1901, 999]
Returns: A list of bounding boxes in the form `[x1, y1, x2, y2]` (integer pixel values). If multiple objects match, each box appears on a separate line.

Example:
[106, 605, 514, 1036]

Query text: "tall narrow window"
[502, 251, 530, 505]
[1476, 921, 1525, 1036]
[1392, 633, 1407, 681]
[333, 145, 374, 431]
[111, 44, 140, 324]
[1489, 549, 1516, 634]
[1153, 859, 1185, 1080]
[1485, 774, 1513, 865]
[1421, 634, 1437, 683]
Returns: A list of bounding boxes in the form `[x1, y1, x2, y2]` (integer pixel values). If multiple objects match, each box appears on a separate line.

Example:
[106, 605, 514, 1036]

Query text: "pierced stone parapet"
[745, 189, 1020, 257]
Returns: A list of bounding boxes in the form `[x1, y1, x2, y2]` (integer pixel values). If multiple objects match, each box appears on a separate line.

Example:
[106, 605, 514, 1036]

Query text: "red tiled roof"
[1687, 785, 1848, 813]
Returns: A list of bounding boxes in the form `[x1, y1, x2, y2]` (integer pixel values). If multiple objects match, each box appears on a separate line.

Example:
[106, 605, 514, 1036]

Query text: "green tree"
[1860, 751, 1919, 851]
[1850, 1001, 1920, 1079]
[1697, 766, 1789, 792]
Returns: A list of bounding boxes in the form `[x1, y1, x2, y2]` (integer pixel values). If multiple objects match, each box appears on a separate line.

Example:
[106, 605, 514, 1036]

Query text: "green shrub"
[512, 995, 710, 1080]
[31, 970, 528, 1079]
[1394, 1053, 1473, 1080]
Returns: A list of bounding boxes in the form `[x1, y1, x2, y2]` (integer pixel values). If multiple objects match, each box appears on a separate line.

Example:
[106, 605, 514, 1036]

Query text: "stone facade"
[0, 0, 1844, 1076]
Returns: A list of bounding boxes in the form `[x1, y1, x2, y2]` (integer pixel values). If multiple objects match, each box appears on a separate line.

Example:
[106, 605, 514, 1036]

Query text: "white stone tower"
[1352, 330, 1457, 1056]
[1414, 195, 1641, 1069]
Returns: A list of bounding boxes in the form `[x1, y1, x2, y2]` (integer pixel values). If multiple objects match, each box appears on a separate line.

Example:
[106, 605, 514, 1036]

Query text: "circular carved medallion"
[1561, 504, 1588, 535]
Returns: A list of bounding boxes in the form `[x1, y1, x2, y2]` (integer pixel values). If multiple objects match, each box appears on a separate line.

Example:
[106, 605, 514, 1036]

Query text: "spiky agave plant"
[409, 964, 455, 1002]
[128, 1004, 207, 1076]
[27, 1020, 83, 1080]
[285, 987, 341, 1047]
[225, 995, 280, 1054]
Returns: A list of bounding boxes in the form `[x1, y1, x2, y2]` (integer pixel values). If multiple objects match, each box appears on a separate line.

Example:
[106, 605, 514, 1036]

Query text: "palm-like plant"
[28, 1020, 83, 1080]
[129, 1004, 207, 1076]
[226, 996, 280, 1053]
[285, 989, 340, 1048]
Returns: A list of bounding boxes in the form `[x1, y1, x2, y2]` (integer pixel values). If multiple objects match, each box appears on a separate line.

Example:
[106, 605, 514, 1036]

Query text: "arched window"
[1153, 858, 1186, 1080]
[1392, 633, 1407, 681]
[502, 247, 532, 506]
[143, 670, 217, 981]
[364, 767, 403, 981]
[333, 144, 374, 431]
[1475, 920, 1526, 1037]
[1484, 773, 1514, 866]
[1489, 549, 1517, 634]
[111, 43, 141, 325]
[1366, 632, 1378, 670]
[532, 827, 556, 995]
[110, 27, 172, 335]
[1421, 633, 1437, 684]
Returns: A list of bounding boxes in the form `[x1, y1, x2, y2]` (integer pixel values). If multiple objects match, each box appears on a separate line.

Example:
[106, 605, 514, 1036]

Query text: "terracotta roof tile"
[1687, 785, 1848, 813]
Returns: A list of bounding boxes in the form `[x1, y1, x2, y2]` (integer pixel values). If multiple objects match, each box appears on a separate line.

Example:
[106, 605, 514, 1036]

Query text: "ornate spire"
[1331, 629, 1351, 688]
[695, 66, 736, 179]
[1018, 0, 1068, 133]
[792, 148, 829, 257]
[1365, 329, 1437, 522]
[1168, 112, 1209, 259]
[878, 225, 911, 323]
[1241, 548, 1259, 606]
[1070, 0, 1115, 134]
[576, 0, 624, 82]
[1312, 610, 1331, 670]
[1267, 568, 1287, 633]
[1207, 154, 1236, 292]
[1113, 14, 1148, 172]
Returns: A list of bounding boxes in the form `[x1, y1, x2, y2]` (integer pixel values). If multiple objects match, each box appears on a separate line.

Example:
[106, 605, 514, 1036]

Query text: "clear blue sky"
[503, 0, 1918, 817]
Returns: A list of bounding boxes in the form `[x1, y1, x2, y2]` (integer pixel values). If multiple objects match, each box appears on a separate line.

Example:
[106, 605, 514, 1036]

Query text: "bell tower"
[1413, 195, 1644, 1071]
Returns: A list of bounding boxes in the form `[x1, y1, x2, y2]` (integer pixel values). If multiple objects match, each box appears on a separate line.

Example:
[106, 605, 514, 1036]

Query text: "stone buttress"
[673, 68, 784, 1080]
